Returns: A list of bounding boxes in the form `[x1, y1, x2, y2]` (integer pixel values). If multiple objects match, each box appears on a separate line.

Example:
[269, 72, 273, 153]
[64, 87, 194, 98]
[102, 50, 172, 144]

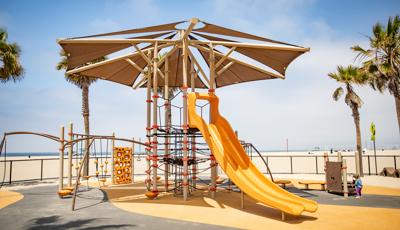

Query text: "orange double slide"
[188, 92, 318, 216]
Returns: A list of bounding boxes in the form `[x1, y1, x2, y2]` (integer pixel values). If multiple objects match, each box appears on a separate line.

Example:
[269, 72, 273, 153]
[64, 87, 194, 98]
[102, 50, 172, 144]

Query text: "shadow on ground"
[27, 215, 134, 230]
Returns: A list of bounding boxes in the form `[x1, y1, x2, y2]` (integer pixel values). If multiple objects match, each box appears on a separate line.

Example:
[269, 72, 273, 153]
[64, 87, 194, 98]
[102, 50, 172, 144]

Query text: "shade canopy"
[58, 18, 309, 89]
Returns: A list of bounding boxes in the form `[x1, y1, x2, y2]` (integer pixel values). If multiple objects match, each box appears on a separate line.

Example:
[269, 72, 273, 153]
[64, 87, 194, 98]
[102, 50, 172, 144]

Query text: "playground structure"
[324, 152, 355, 197]
[0, 18, 318, 218]
[58, 18, 317, 217]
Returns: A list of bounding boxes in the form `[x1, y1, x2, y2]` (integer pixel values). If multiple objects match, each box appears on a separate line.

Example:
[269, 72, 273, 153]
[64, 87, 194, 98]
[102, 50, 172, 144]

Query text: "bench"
[298, 180, 326, 191]
[273, 180, 291, 189]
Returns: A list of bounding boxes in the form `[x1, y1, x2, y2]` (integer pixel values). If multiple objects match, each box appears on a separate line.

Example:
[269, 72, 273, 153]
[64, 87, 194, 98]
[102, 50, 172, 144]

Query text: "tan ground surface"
[102, 181, 400, 230]
[0, 190, 23, 209]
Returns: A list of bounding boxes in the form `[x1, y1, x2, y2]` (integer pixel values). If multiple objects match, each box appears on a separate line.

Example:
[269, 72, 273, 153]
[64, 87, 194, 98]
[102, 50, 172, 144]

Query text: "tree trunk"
[82, 80, 90, 177]
[352, 106, 363, 177]
[395, 95, 400, 135]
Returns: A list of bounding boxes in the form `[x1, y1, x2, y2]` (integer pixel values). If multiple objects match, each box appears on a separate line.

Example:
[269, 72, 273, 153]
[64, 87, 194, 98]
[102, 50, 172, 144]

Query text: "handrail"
[5, 131, 60, 142]
[244, 143, 274, 182]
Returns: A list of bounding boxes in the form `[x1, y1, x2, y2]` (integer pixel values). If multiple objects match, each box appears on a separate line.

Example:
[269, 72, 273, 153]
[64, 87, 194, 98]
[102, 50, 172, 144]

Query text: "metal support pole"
[68, 122, 73, 187]
[315, 156, 318, 174]
[190, 61, 197, 189]
[209, 43, 217, 199]
[152, 41, 159, 196]
[9, 161, 12, 184]
[182, 35, 189, 201]
[40, 159, 43, 181]
[145, 57, 152, 190]
[368, 156, 371, 175]
[164, 56, 170, 192]
[59, 125, 65, 191]
[240, 190, 244, 209]
[290, 156, 293, 174]
[373, 140, 377, 175]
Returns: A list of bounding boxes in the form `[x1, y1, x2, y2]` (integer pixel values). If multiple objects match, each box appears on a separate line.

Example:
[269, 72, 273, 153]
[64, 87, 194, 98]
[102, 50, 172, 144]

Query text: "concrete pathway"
[0, 185, 235, 230]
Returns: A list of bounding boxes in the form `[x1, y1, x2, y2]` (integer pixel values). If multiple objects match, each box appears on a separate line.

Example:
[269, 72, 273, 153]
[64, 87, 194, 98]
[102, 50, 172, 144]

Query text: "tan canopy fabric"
[78, 47, 206, 88]
[72, 21, 184, 39]
[197, 45, 276, 87]
[192, 32, 303, 75]
[59, 18, 309, 90]
[61, 32, 175, 69]
[194, 21, 299, 47]
[146, 48, 207, 88]
[80, 52, 147, 86]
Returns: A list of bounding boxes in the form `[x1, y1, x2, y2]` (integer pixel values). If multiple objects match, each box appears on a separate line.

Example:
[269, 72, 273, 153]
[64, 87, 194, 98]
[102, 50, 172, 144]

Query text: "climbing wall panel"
[113, 147, 132, 184]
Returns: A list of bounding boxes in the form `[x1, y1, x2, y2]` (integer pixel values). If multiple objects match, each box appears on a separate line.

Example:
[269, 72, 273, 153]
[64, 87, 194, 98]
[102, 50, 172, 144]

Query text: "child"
[353, 174, 362, 198]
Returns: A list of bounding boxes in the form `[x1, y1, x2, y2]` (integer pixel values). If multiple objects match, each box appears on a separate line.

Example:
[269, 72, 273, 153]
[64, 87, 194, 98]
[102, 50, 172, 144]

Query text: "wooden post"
[67, 122, 73, 187]
[151, 41, 159, 195]
[209, 43, 217, 198]
[337, 151, 342, 162]
[342, 159, 349, 198]
[182, 33, 189, 201]
[164, 56, 170, 192]
[132, 137, 135, 183]
[323, 152, 328, 190]
[59, 125, 65, 191]
[111, 132, 115, 184]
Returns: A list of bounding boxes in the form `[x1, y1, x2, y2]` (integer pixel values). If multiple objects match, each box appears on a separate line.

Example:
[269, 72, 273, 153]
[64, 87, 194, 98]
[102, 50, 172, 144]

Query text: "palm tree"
[0, 28, 24, 83]
[329, 65, 369, 176]
[352, 15, 400, 133]
[56, 49, 106, 176]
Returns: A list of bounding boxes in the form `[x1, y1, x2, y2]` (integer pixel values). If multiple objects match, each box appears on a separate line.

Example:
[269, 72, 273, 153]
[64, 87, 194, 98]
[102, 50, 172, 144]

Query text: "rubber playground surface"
[1, 179, 400, 230]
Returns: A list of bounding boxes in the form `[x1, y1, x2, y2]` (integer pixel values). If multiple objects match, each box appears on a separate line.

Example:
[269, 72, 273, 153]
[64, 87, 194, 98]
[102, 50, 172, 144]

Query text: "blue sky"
[1, 0, 399, 152]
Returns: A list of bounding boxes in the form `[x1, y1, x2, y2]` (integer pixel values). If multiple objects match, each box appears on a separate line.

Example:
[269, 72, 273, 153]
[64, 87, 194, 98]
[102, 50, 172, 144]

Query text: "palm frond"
[332, 87, 343, 101]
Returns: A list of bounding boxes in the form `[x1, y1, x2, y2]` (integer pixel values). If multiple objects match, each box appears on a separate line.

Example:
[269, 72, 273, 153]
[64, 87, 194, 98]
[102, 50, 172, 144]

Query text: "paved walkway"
[0, 185, 234, 230]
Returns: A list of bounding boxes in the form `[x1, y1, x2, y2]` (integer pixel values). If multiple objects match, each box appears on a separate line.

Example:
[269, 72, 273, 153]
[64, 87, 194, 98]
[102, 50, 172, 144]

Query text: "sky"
[0, 0, 399, 152]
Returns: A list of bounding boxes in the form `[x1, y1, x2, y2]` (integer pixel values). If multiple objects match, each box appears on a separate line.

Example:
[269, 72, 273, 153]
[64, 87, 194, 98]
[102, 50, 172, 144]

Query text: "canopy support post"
[209, 43, 217, 198]
[182, 33, 189, 201]
[190, 61, 197, 189]
[111, 132, 115, 184]
[164, 56, 170, 193]
[145, 50, 152, 191]
[151, 42, 159, 197]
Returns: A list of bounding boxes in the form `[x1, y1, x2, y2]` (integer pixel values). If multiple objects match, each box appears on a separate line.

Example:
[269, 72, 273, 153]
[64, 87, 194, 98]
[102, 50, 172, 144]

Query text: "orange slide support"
[188, 92, 318, 216]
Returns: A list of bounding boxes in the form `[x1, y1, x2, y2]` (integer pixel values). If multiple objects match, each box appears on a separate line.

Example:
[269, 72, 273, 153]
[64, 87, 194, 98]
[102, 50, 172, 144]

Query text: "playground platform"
[1, 177, 400, 230]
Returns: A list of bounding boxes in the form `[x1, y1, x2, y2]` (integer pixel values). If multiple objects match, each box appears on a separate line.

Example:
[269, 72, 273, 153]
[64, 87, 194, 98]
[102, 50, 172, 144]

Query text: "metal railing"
[1, 154, 399, 184]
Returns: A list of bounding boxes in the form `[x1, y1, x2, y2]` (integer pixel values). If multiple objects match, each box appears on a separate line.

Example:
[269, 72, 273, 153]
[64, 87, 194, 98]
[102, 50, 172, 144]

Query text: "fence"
[1, 154, 399, 184]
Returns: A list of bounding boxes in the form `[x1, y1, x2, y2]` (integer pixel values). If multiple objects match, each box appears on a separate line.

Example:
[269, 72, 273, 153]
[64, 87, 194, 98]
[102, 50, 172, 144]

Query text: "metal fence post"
[315, 156, 318, 174]
[367, 156, 371, 175]
[9, 161, 12, 184]
[394, 156, 397, 170]
[290, 156, 293, 174]
[40, 159, 44, 181]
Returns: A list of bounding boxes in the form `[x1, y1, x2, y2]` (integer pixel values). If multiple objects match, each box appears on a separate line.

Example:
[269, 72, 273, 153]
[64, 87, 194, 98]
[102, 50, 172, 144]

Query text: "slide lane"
[188, 92, 318, 216]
